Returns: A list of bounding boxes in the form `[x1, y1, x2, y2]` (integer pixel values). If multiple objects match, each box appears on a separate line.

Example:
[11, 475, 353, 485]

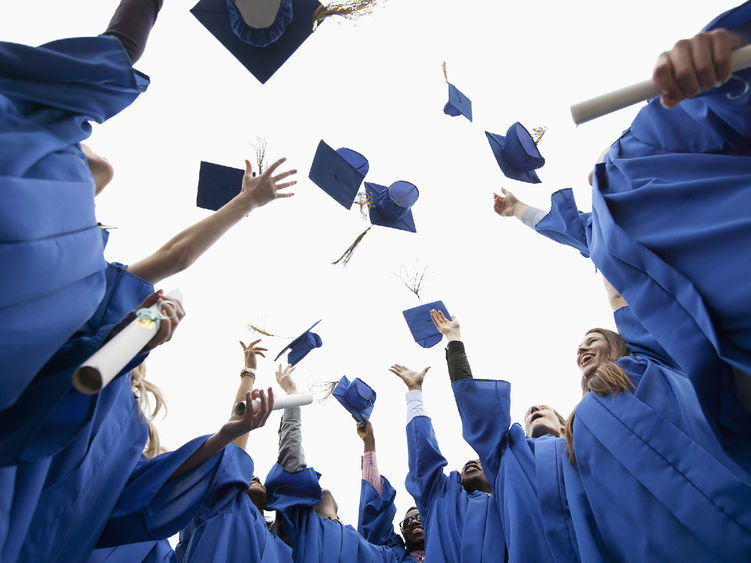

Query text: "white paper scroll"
[234, 393, 315, 416]
[571, 44, 751, 125]
[72, 289, 183, 395]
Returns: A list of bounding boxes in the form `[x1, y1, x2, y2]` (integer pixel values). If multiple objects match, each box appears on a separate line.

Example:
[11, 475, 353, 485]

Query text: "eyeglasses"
[400, 513, 421, 531]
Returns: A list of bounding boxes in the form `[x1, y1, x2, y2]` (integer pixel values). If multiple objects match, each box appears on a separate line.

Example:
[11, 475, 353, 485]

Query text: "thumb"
[245, 159, 253, 176]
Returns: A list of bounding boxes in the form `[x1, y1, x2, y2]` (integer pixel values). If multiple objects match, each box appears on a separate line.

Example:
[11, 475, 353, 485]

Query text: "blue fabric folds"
[226, 0, 294, 47]
[265, 464, 401, 562]
[175, 445, 292, 563]
[404, 415, 505, 562]
[87, 540, 176, 563]
[0, 34, 149, 410]
[358, 476, 416, 562]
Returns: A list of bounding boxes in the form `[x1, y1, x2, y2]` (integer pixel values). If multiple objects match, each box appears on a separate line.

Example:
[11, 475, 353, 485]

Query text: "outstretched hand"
[653, 29, 743, 109]
[241, 157, 297, 209]
[239, 339, 267, 370]
[389, 364, 430, 391]
[222, 388, 274, 442]
[275, 363, 297, 395]
[493, 188, 522, 218]
[430, 309, 461, 342]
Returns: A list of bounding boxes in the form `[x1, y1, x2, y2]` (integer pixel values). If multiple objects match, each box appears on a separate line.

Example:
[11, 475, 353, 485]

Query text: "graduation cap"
[309, 140, 369, 209]
[196, 161, 245, 211]
[485, 122, 546, 184]
[191, 0, 323, 84]
[332, 375, 376, 424]
[364, 181, 419, 233]
[274, 320, 323, 366]
[443, 83, 473, 122]
[402, 300, 451, 348]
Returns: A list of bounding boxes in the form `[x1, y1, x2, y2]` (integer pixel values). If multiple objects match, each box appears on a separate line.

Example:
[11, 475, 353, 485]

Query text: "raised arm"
[430, 310, 472, 382]
[170, 387, 273, 479]
[603, 276, 627, 313]
[275, 364, 306, 472]
[493, 188, 547, 230]
[357, 417, 381, 495]
[232, 339, 267, 450]
[128, 158, 297, 284]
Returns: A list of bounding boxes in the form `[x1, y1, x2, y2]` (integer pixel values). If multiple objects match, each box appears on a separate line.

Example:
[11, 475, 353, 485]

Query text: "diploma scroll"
[233, 393, 315, 416]
[571, 44, 751, 125]
[72, 289, 183, 395]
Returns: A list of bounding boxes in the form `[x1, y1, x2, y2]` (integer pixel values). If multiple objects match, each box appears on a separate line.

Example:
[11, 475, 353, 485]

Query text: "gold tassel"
[313, 0, 384, 30]
[532, 126, 548, 146]
[442, 61, 448, 84]
[246, 324, 277, 337]
[398, 261, 430, 300]
[332, 226, 371, 266]
[309, 380, 339, 402]
[355, 191, 374, 220]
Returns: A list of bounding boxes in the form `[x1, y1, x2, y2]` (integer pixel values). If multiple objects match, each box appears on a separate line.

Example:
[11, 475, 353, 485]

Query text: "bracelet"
[240, 368, 256, 379]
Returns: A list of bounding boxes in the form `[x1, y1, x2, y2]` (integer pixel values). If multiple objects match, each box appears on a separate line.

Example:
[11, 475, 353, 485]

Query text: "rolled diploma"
[72, 289, 183, 395]
[571, 43, 751, 125]
[236, 393, 315, 415]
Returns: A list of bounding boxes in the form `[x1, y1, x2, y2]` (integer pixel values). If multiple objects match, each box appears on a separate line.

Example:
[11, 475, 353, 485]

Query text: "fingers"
[138, 289, 163, 309]
[272, 169, 298, 182]
[264, 157, 287, 177]
[420, 366, 432, 377]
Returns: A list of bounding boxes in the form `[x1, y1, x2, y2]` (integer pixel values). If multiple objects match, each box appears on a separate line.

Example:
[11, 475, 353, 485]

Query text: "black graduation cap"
[196, 161, 244, 211]
[191, 0, 323, 84]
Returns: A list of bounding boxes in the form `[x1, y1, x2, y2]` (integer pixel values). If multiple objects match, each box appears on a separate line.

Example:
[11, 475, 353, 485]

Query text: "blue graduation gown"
[0, 34, 149, 409]
[452, 306, 751, 561]
[265, 464, 402, 562]
[535, 3, 751, 433]
[88, 540, 176, 563]
[357, 476, 417, 562]
[174, 446, 292, 563]
[451, 380, 577, 563]
[404, 416, 505, 562]
[1, 262, 154, 562]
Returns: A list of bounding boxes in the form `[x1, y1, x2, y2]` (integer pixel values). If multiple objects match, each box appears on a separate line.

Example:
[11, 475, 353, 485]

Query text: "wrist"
[363, 438, 376, 453]
[407, 384, 422, 392]
[512, 202, 530, 220]
[240, 368, 256, 379]
[445, 330, 462, 342]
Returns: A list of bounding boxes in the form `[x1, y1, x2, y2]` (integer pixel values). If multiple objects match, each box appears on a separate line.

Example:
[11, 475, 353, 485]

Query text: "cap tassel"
[398, 261, 430, 300]
[251, 136, 268, 175]
[532, 126, 548, 146]
[332, 226, 372, 266]
[442, 61, 449, 84]
[313, 0, 384, 30]
[355, 191, 374, 220]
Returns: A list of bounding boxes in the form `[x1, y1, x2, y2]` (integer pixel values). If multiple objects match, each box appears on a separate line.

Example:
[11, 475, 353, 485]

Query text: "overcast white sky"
[1, 0, 742, 538]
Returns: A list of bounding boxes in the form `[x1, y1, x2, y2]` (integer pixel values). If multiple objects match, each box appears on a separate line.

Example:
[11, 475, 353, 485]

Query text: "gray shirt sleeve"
[521, 206, 548, 229]
[277, 406, 305, 471]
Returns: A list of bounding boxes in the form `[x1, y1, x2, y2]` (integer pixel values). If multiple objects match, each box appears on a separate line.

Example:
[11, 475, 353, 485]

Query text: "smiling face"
[400, 507, 424, 551]
[577, 332, 611, 380]
[524, 405, 565, 438]
[460, 459, 492, 494]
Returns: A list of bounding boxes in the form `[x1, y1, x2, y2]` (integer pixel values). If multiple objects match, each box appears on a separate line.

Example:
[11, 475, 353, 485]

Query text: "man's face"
[460, 459, 491, 493]
[400, 508, 424, 549]
[524, 405, 564, 438]
[246, 475, 267, 511]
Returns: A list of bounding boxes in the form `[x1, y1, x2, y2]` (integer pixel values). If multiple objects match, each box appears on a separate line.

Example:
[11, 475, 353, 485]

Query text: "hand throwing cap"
[274, 320, 323, 366]
[402, 300, 450, 348]
[443, 83, 472, 121]
[191, 0, 322, 84]
[309, 140, 369, 209]
[196, 161, 244, 211]
[332, 375, 376, 424]
[485, 122, 545, 184]
[364, 181, 418, 233]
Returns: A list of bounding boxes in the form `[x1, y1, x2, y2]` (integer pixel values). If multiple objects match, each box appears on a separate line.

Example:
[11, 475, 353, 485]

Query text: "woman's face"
[577, 332, 610, 380]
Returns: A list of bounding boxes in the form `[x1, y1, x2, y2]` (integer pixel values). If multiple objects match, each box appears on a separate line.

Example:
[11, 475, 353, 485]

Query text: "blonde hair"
[566, 329, 633, 465]
[131, 363, 168, 459]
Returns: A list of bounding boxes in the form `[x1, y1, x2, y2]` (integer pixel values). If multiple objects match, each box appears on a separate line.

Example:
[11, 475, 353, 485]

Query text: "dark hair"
[566, 329, 632, 465]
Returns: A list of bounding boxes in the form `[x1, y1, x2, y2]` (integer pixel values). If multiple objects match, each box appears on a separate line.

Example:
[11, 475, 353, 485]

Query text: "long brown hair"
[566, 329, 632, 464]
[131, 363, 168, 459]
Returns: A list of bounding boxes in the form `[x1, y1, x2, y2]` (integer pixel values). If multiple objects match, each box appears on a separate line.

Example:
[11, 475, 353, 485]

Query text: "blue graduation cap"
[443, 83, 472, 122]
[485, 122, 545, 184]
[191, 0, 322, 84]
[274, 320, 322, 366]
[402, 300, 451, 348]
[364, 181, 418, 233]
[332, 375, 376, 424]
[196, 161, 244, 211]
[309, 140, 369, 209]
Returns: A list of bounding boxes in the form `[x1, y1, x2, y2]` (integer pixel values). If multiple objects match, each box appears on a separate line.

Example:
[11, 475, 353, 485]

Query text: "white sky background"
[1, 0, 742, 539]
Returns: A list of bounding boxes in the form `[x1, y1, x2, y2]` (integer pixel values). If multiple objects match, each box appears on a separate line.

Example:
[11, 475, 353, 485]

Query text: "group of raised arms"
[3, 0, 751, 561]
